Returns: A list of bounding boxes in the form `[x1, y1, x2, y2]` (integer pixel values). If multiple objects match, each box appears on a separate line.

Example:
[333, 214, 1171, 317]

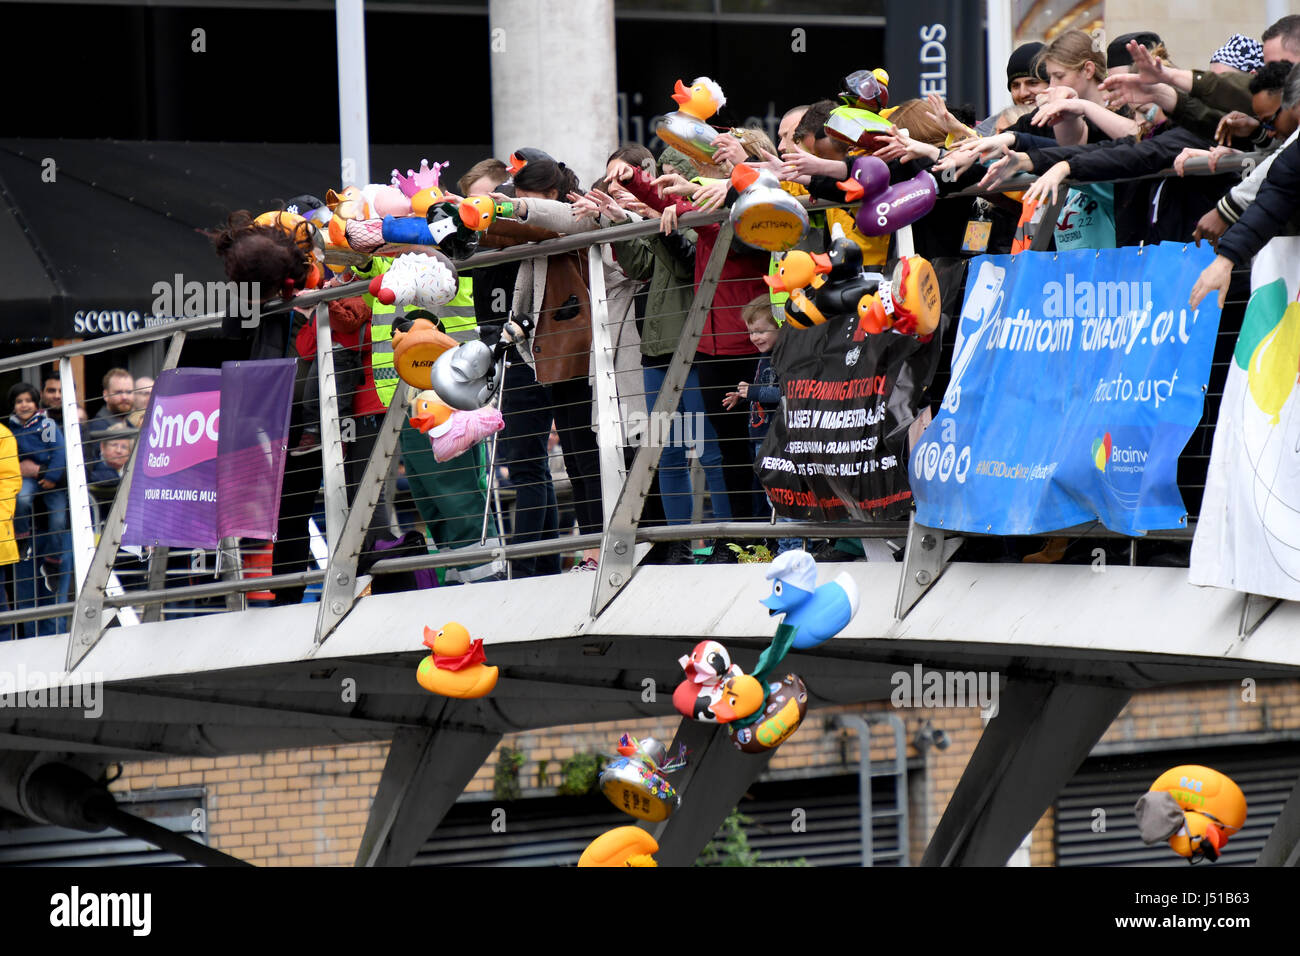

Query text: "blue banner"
[910, 244, 1222, 535]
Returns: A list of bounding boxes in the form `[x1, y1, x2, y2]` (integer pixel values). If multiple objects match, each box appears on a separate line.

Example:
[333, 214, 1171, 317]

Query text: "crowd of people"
[9, 14, 1298, 630]
[0, 367, 153, 638]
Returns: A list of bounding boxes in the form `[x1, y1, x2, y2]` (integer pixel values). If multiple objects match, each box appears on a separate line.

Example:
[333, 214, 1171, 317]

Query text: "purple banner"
[123, 360, 295, 548]
[216, 359, 296, 541]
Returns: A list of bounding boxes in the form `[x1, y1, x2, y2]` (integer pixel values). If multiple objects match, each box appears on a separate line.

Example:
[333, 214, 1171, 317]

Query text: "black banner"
[883, 0, 987, 117]
[757, 258, 966, 521]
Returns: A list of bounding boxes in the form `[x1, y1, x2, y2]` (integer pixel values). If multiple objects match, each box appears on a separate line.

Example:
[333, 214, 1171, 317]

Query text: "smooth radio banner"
[123, 360, 296, 548]
[911, 245, 1221, 535]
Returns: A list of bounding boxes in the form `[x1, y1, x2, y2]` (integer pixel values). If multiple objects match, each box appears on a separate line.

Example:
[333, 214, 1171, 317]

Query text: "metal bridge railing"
[0, 152, 1259, 665]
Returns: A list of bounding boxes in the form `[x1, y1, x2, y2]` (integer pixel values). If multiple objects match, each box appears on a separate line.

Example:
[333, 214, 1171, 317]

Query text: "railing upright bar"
[59, 357, 95, 605]
[314, 385, 410, 647]
[590, 221, 735, 618]
[587, 245, 627, 529]
[65, 330, 185, 669]
[315, 303, 349, 551]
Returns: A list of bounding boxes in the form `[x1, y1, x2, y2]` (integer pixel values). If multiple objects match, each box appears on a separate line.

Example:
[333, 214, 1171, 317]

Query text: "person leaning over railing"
[1191, 140, 1300, 306]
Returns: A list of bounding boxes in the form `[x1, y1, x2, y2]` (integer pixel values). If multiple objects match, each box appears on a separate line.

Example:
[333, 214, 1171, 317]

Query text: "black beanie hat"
[1006, 42, 1048, 87]
[1107, 32, 1162, 69]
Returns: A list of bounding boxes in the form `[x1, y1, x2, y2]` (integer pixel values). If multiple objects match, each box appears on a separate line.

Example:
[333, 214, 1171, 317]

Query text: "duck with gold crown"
[416, 622, 499, 699]
[655, 76, 729, 167]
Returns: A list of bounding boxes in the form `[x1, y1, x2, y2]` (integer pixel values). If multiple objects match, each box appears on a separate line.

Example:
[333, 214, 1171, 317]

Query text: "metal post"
[587, 245, 626, 526]
[315, 303, 348, 549]
[59, 359, 95, 599]
[335, 0, 370, 188]
[219, 536, 246, 613]
[66, 331, 186, 669]
[589, 222, 734, 617]
[314, 387, 410, 647]
[141, 547, 170, 623]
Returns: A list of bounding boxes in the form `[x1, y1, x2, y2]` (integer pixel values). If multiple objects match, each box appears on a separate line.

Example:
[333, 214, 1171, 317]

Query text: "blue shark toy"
[761, 550, 860, 650]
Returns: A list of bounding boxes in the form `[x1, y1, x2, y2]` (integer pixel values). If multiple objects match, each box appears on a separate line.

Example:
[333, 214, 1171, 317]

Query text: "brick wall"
[108, 679, 1300, 866]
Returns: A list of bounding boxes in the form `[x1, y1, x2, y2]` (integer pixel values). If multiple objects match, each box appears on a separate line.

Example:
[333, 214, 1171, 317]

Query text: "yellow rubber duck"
[409, 389, 454, 434]
[415, 623, 499, 699]
[655, 76, 728, 166]
[577, 826, 659, 867]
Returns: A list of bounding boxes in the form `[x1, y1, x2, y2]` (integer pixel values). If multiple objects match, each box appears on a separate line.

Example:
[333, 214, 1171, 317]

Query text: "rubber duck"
[391, 316, 460, 391]
[840, 67, 890, 112]
[365, 183, 412, 218]
[1137, 765, 1247, 862]
[729, 164, 809, 252]
[711, 673, 766, 723]
[655, 76, 728, 166]
[855, 255, 943, 339]
[458, 195, 516, 232]
[764, 250, 832, 329]
[392, 159, 450, 217]
[410, 388, 504, 462]
[325, 186, 371, 250]
[369, 250, 459, 313]
[729, 673, 809, 753]
[415, 623, 499, 699]
[577, 826, 659, 867]
[598, 734, 687, 822]
[838, 156, 938, 238]
[768, 232, 872, 329]
[761, 549, 860, 650]
[673, 639, 743, 722]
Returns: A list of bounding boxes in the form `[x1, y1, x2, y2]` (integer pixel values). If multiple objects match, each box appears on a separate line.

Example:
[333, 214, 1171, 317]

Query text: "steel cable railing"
[0, 152, 1265, 643]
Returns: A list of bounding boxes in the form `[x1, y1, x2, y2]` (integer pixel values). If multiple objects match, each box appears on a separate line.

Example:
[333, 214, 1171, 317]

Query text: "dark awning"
[0, 139, 489, 341]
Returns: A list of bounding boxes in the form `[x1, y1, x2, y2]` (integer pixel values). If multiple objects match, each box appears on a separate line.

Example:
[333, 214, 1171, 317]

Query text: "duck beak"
[730, 163, 758, 192]
[812, 253, 833, 274]
[410, 414, 437, 433]
[837, 177, 864, 202]
[671, 79, 690, 105]
[763, 273, 787, 292]
[422, 626, 438, 650]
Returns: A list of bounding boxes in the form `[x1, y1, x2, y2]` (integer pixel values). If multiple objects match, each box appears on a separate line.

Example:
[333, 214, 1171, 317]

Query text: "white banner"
[1190, 238, 1300, 599]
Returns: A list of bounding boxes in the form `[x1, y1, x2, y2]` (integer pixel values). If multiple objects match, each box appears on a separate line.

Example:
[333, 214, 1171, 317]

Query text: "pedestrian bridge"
[2, 175, 1297, 867]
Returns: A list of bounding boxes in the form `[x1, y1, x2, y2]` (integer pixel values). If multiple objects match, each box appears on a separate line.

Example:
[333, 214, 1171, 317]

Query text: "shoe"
[810, 541, 862, 562]
[39, 562, 57, 594]
[290, 432, 322, 457]
[569, 557, 599, 572]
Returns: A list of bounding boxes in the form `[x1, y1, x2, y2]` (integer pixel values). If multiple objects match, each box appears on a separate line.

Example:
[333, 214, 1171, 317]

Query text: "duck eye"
[774, 582, 783, 595]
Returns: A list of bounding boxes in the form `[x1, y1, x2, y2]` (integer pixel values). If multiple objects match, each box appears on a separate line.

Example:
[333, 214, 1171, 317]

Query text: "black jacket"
[1217, 137, 1300, 267]
[1025, 125, 1236, 246]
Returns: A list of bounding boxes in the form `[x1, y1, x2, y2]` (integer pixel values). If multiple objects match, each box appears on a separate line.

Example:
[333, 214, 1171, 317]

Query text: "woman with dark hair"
[492, 156, 606, 571]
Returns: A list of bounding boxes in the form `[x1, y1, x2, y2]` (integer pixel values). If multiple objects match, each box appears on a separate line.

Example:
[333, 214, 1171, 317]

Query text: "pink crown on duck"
[392, 159, 449, 199]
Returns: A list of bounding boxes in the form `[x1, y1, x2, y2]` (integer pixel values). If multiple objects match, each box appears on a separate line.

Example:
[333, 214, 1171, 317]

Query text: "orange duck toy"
[577, 826, 660, 867]
[415, 623, 499, 699]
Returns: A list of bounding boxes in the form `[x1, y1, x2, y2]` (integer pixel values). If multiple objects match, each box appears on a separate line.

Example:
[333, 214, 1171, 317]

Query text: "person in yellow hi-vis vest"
[0, 420, 23, 638]
[347, 257, 503, 583]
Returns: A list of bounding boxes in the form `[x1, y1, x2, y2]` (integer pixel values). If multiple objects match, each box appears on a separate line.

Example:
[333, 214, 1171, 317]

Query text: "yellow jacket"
[0, 424, 22, 565]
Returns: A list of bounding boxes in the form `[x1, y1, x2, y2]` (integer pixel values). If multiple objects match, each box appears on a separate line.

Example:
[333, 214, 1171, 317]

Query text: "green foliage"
[493, 746, 526, 801]
[557, 752, 602, 796]
[696, 808, 810, 867]
[728, 542, 774, 564]
[536, 758, 550, 790]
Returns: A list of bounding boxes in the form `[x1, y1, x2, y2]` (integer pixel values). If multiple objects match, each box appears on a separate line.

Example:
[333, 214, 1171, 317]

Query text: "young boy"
[723, 295, 782, 455]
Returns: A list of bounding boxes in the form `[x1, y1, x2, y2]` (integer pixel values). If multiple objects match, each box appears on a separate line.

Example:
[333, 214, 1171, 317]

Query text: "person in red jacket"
[609, 157, 768, 523]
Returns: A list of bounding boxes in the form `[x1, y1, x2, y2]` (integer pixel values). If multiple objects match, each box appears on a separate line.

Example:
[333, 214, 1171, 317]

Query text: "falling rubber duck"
[415, 623, 499, 699]
[655, 76, 728, 166]
[854, 255, 943, 339]
[577, 826, 659, 867]
[729, 164, 809, 252]
[598, 733, 687, 822]
[673, 639, 743, 722]
[1135, 765, 1247, 862]
[409, 389, 504, 462]
[761, 549, 860, 650]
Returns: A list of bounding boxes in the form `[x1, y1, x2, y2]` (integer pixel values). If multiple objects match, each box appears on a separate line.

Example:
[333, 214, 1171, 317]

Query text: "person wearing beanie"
[1210, 33, 1265, 74]
[1106, 31, 1164, 71]
[1006, 41, 1049, 105]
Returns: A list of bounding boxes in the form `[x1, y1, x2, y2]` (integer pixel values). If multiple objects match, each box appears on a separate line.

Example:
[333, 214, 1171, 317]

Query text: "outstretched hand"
[1189, 255, 1233, 309]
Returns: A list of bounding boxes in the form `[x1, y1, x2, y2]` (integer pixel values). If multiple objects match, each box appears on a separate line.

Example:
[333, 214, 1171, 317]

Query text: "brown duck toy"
[391, 316, 459, 391]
